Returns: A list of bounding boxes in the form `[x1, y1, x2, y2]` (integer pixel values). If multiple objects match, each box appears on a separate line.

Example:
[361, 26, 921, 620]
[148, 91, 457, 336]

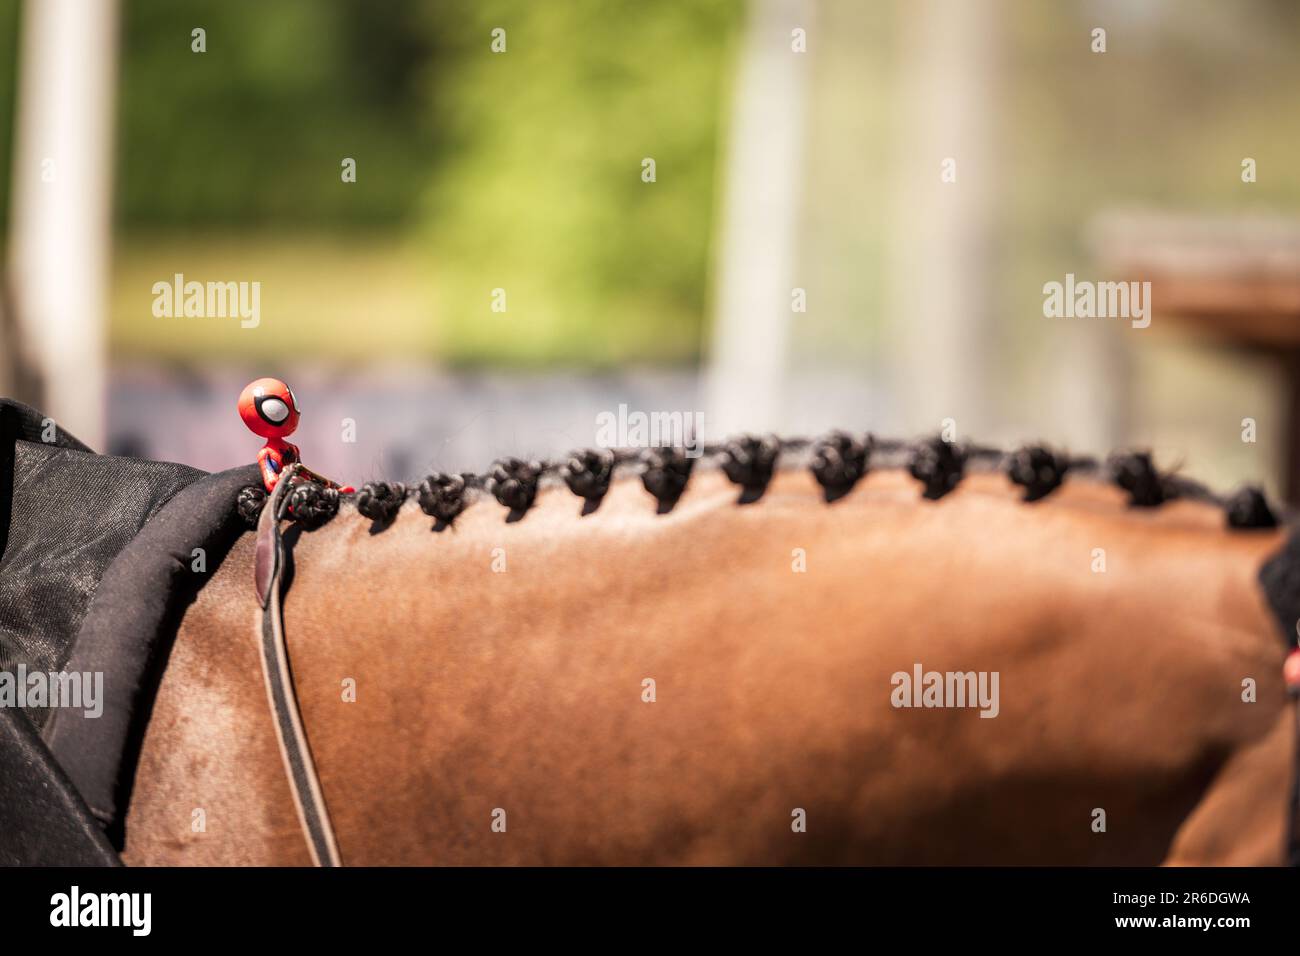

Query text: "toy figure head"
[239, 377, 301, 440]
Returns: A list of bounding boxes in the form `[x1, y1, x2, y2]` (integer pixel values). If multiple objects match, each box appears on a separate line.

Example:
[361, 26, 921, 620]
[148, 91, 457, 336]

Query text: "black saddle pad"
[0, 436, 202, 728]
[0, 398, 256, 864]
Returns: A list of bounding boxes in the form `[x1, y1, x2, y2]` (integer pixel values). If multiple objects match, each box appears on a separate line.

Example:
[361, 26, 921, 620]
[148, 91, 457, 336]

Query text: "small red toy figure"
[238, 377, 354, 494]
[1285, 646, 1300, 698]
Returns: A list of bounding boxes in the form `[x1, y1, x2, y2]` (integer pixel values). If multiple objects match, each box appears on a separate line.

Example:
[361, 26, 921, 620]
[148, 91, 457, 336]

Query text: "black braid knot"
[720, 434, 780, 494]
[1225, 485, 1277, 529]
[286, 481, 339, 528]
[561, 448, 615, 501]
[417, 472, 470, 523]
[910, 437, 965, 500]
[236, 485, 266, 528]
[356, 481, 407, 523]
[1007, 445, 1068, 502]
[1110, 452, 1167, 507]
[641, 447, 694, 507]
[810, 431, 869, 496]
[230, 433, 1280, 534]
[488, 457, 542, 512]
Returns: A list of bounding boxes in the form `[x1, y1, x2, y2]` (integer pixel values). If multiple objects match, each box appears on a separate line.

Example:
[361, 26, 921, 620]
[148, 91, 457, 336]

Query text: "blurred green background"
[1, 0, 1296, 373]
[2, 0, 1300, 492]
[108, 0, 742, 365]
[0, 0, 742, 365]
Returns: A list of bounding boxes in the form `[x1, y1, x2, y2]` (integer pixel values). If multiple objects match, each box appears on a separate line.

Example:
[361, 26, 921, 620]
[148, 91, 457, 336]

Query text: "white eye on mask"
[261, 397, 290, 423]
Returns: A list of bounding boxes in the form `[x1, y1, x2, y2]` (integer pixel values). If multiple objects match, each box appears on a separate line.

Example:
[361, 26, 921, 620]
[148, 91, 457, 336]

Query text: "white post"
[703, 0, 813, 439]
[886, 0, 999, 439]
[6, 0, 120, 447]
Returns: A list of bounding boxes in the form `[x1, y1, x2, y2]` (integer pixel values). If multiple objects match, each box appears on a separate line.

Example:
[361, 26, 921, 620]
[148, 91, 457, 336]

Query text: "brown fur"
[122, 466, 1295, 865]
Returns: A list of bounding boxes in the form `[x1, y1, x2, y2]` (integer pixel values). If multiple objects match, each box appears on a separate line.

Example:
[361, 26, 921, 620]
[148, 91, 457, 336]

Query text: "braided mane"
[235, 433, 1283, 533]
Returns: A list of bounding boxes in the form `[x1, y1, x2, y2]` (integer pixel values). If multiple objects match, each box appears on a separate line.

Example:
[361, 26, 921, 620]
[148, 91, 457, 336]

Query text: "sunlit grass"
[110, 232, 707, 365]
[111, 232, 438, 361]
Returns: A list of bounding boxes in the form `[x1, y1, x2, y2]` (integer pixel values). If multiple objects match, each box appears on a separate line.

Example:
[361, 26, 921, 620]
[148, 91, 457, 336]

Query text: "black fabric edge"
[43, 463, 261, 845]
[0, 702, 121, 866]
[1259, 530, 1300, 650]
[0, 399, 118, 865]
[0, 397, 92, 454]
[1, 399, 91, 564]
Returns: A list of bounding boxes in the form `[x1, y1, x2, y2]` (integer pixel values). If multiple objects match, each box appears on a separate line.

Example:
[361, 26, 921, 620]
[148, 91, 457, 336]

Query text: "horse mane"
[234, 433, 1284, 534]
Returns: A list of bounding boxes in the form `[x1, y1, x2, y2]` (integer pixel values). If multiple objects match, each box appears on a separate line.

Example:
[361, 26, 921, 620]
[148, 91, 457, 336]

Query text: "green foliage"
[108, 0, 742, 363]
[0, 1, 742, 363]
[0, 0, 22, 234]
[115, 0, 436, 227]
[415, 0, 743, 364]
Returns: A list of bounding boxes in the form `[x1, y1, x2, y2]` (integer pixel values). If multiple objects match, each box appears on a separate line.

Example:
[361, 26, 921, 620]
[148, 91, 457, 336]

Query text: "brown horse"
[120, 440, 1297, 865]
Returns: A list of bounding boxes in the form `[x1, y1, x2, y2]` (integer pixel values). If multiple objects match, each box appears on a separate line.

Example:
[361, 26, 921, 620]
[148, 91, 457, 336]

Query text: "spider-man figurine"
[238, 377, 354, 494]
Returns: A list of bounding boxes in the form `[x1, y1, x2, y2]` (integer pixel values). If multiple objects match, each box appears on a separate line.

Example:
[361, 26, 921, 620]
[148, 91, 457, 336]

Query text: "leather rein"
[1286, 641, 1300, 867]
[253, 464, 342, 866]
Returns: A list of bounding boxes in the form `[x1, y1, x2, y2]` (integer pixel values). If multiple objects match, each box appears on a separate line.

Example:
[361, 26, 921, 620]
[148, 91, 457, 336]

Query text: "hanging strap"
[254, 465, 342, 867]
[1285, 646, 1300, 867]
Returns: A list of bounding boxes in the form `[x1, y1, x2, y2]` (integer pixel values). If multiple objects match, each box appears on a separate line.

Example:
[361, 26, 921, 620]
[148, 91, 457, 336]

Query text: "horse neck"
[129, 467, 1294, 864]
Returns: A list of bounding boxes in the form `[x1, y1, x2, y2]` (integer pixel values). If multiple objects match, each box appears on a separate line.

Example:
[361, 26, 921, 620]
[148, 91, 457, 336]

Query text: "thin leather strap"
[254, 466, 342, 867]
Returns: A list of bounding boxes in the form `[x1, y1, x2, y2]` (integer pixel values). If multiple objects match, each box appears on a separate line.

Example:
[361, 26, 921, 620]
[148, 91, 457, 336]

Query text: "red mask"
[238, 377, 301, 440]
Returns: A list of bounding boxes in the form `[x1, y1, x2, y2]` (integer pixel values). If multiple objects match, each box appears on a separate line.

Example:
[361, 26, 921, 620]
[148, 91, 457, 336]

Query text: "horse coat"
[4, 394, 1300, 865]
[0, 398, 255, 864]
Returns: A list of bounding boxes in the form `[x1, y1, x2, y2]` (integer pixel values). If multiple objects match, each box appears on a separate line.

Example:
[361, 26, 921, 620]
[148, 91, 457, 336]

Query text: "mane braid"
[640, 447, 695, 513]
[286, 480, 339, 529]
[720, 434, 781, 502]
[1108, 451, 1168, 507]
[230, 432, 1283, 533]
[356, 481, 407, 525]
[236, 485, 268, 528]
[1007, 445, 1068, 502]
[417, 472, 471, 524]
[809, 431, 870, 502]
[909, 436, 966, 500]
[487, 457, 543, 516]
[561, 448, 615, 503]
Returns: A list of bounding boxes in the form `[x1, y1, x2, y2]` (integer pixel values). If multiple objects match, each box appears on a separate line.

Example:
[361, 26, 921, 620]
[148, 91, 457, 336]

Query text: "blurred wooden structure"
[5, 0, 119, 448]
[704, 0, 813, 438]
[1094, 211, 1300, 500]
